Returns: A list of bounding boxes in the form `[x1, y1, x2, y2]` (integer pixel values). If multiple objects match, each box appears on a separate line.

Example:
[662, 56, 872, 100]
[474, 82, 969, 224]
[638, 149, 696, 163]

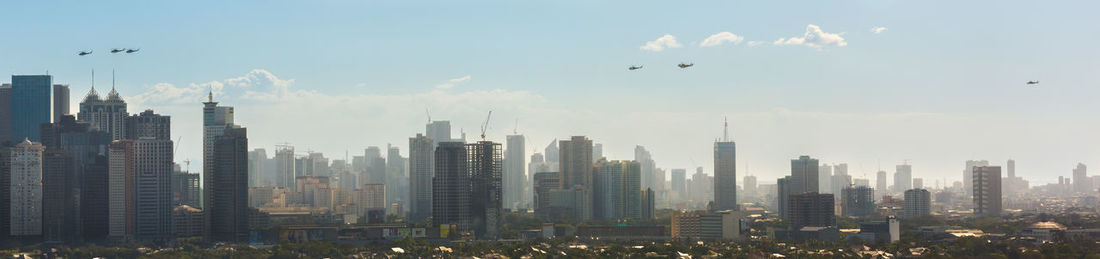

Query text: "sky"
[2, 0, 1099, 186]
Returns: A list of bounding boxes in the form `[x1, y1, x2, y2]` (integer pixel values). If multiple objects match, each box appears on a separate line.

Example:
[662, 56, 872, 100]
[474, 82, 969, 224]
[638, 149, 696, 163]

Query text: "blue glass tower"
[11, 75, 52, 142]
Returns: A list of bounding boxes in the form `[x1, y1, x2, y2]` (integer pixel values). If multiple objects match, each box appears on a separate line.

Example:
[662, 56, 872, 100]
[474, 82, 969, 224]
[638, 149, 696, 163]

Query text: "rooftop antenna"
[183, 159, 191, 173]
[480, 110, 492, 141]
[90, 69, 95, 91]
[112, 69, 116, 91]
[513, 118, 519, 135]
[722, 116, 729, 141]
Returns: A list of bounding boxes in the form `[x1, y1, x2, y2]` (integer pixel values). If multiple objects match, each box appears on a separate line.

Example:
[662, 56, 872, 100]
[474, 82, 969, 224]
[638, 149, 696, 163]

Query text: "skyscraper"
[622, 160, 642, 219]
[128, 110, 174, 242]
[11, 75, 51, 142]
[594, 160, 624, 219]
[903, 189, 931, 218]
[841, 186, 875, 218]
[78, 76, 127, 141]
[790, 156, 819, 195]
[893, 164, 912, 193]
[248, 149, 267, 187]
[40, 115, 112, 243]
[363, 146, 385, 185]
[544, 140, 559, 172]
[503, 134, 525, 210]
[52, 84, 69, 123]
[818, 164, 833, 194]
[202, 91, 234, 209]
[275, 145, 295, 191]
[408, 134, 433, 221]
[108, 140, 135, 240]
[963, 160, 989, 197]
[559, 136, 593, 220]
[0, 84, 12, 143]
[125, 109, 171, 140]
[533, 172, 560, 214]
[713, 119, 737, 211]
[634, 145, 656, 191]
[788, 193, 835, 229]
[426, 120, 452, 146]
[433, 142, 469, 232]
[208, 126, 248, 242]
[468, 141, 502, 240]
[1073, 163, 1089, 193]
[972, 166, 1002, 217]
[386, 145, 407, 212]
[875, 170, 887, 200]
[671, 169, 687, 202]
[777, 176, 790, 219]
[10, 140, 44, 237]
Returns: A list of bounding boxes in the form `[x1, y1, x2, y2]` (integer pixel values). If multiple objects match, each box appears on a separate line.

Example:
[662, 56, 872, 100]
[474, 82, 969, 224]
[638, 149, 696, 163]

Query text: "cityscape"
[3, 1, 1100, 258]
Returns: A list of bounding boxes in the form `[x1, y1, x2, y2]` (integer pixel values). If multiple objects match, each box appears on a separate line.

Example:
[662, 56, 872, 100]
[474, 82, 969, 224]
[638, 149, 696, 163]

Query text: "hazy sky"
[2, 1, 1098, 186]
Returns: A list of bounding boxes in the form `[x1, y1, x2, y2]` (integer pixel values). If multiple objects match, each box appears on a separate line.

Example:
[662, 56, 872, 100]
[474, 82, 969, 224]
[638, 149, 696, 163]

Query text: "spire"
[207, 86, 214, 103]
[722, 116, 730, 142]
[106, 69, 123, 102]
[82, 69, 102, 103]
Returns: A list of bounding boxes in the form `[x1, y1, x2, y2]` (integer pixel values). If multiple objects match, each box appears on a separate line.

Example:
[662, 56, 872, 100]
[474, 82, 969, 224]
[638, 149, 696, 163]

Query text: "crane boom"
[480, 111, 492, 140]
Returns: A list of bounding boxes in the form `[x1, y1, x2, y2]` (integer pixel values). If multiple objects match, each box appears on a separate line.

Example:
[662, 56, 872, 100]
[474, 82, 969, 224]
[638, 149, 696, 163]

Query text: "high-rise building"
[208, 126, 248, 242]
[125, 110, 170, 140]
[40, 115, 112, 243]
[533, 172, 560, 214]
[274, 145, 295, 190]
[788, 193, 835, 229]
[10, 140, 44, 237]
[743, 174, 758, 198]
[671, 169, 687, 202]
[819, 164, 833, 194]
[841, 186, 875, 218]
[777, 176, 790, 219]
[11, 75, 51, 142]
[526, 153, 546, 209]
[0, 84, 12, 143]
[830, 164, 850, 198]
[172, 168, 200, 208]
[363, 146, 385, 185]
[385, 145, 407, 212]
[593, 160, 624, 220]
[903, 189, 931, 218]
[544, 139, 559, 172]
[202, 91, 234, 210]
[467, 141, 502, 240]
[912, 178, 923, 189]
[408, 134, 433, 221]
[893, 164, 912, 193]
[52, 84, 69, 123]
[790, 156, 819, 195]
[635, 146, 657, 191]
[622, 161, 642, 219]
[714, 119, 737, 211]
[963, 160, 989, 197]
[110, 136, 174, 242]
[875, 171, 887, 200]
[504, 134, 525, 210]
[972, 166, 1002, 217]
[78, 77, 127, 141]
[592, 143, 603, 161]
[559, 136, 593, 221]
[248, 149, 267, 187]
[433, 142, 469, 232]
[1073, 163, 1089, 193]
[0, 142, 12, 240]
[640, 188, 655, 220]
[426, 120, 452, 146]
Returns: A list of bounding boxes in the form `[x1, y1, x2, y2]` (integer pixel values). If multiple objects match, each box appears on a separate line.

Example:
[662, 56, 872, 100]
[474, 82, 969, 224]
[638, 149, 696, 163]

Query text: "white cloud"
[747, 41, 764, 47]
[700, 32, 745, 47]
[871, 26, 888, 34]
[639, 34, 682, 51]
[773, 24, 848, 49]
[436, 75, 472, 89]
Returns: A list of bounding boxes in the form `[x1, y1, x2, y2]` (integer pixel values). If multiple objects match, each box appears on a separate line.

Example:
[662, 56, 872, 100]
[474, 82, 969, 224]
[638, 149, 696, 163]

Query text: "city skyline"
[3, 1, 1099, 185]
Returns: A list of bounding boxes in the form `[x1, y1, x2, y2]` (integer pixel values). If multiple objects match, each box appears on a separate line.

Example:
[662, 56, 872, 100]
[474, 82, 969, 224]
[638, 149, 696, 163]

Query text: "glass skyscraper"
[11, 75, 52, 142]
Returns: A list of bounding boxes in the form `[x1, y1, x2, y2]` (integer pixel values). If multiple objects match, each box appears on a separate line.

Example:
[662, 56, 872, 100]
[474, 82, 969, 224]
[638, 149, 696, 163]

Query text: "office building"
[533, 172, 560, 214]
[875, 171, 887, 200]
[777, 176, 790, 219]
[0, 84, 12, 143]
[593, 160, 624, 219]
[433, 142, 470, 232]
[635, 145, 656, 191]
[52, 84, 69, 123]
[78, 78, 127, 141]
[641, 188, 655, 220]
[11, 75, 51, 142]
[207, 125, 248, 242]
[10, 140, 44, 236]
[543, 140, 559, 172]
[819, 164, 832, 194]
[894, 164, 912, 193]
[1073, 163, 1089, 193]
[40, 115, 112, 243]
[172, 168, 201, 208]
[903, 189, 931, 218]
[841, 186, 875, 218]
[972, 166, 1002, 217]
[670, 210, 745, 240]
[559, 136, 593, 220]
[248, 149, 266, 187]
[202, 91, 234, 210]
[504, 134, 525, 210]
[172, 205, 204, 238]
[963, 160, 989, 197]
[274, 145, 295, 190]
[714, 119, 737, 211]
[408, 134, 433, 221]
[670, 169, 686, 201]
[788, 193, 835, 230]
[790, 156, 819, 196]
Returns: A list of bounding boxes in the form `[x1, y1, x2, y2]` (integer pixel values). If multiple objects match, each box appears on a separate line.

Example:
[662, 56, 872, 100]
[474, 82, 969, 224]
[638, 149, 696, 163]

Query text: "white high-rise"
[10, 140, 44, 236]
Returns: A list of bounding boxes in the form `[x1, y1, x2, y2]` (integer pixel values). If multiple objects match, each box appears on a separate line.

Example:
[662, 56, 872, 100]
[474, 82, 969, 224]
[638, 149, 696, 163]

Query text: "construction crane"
[425, 108, 432, 123]
[480, 111, 492, 141]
